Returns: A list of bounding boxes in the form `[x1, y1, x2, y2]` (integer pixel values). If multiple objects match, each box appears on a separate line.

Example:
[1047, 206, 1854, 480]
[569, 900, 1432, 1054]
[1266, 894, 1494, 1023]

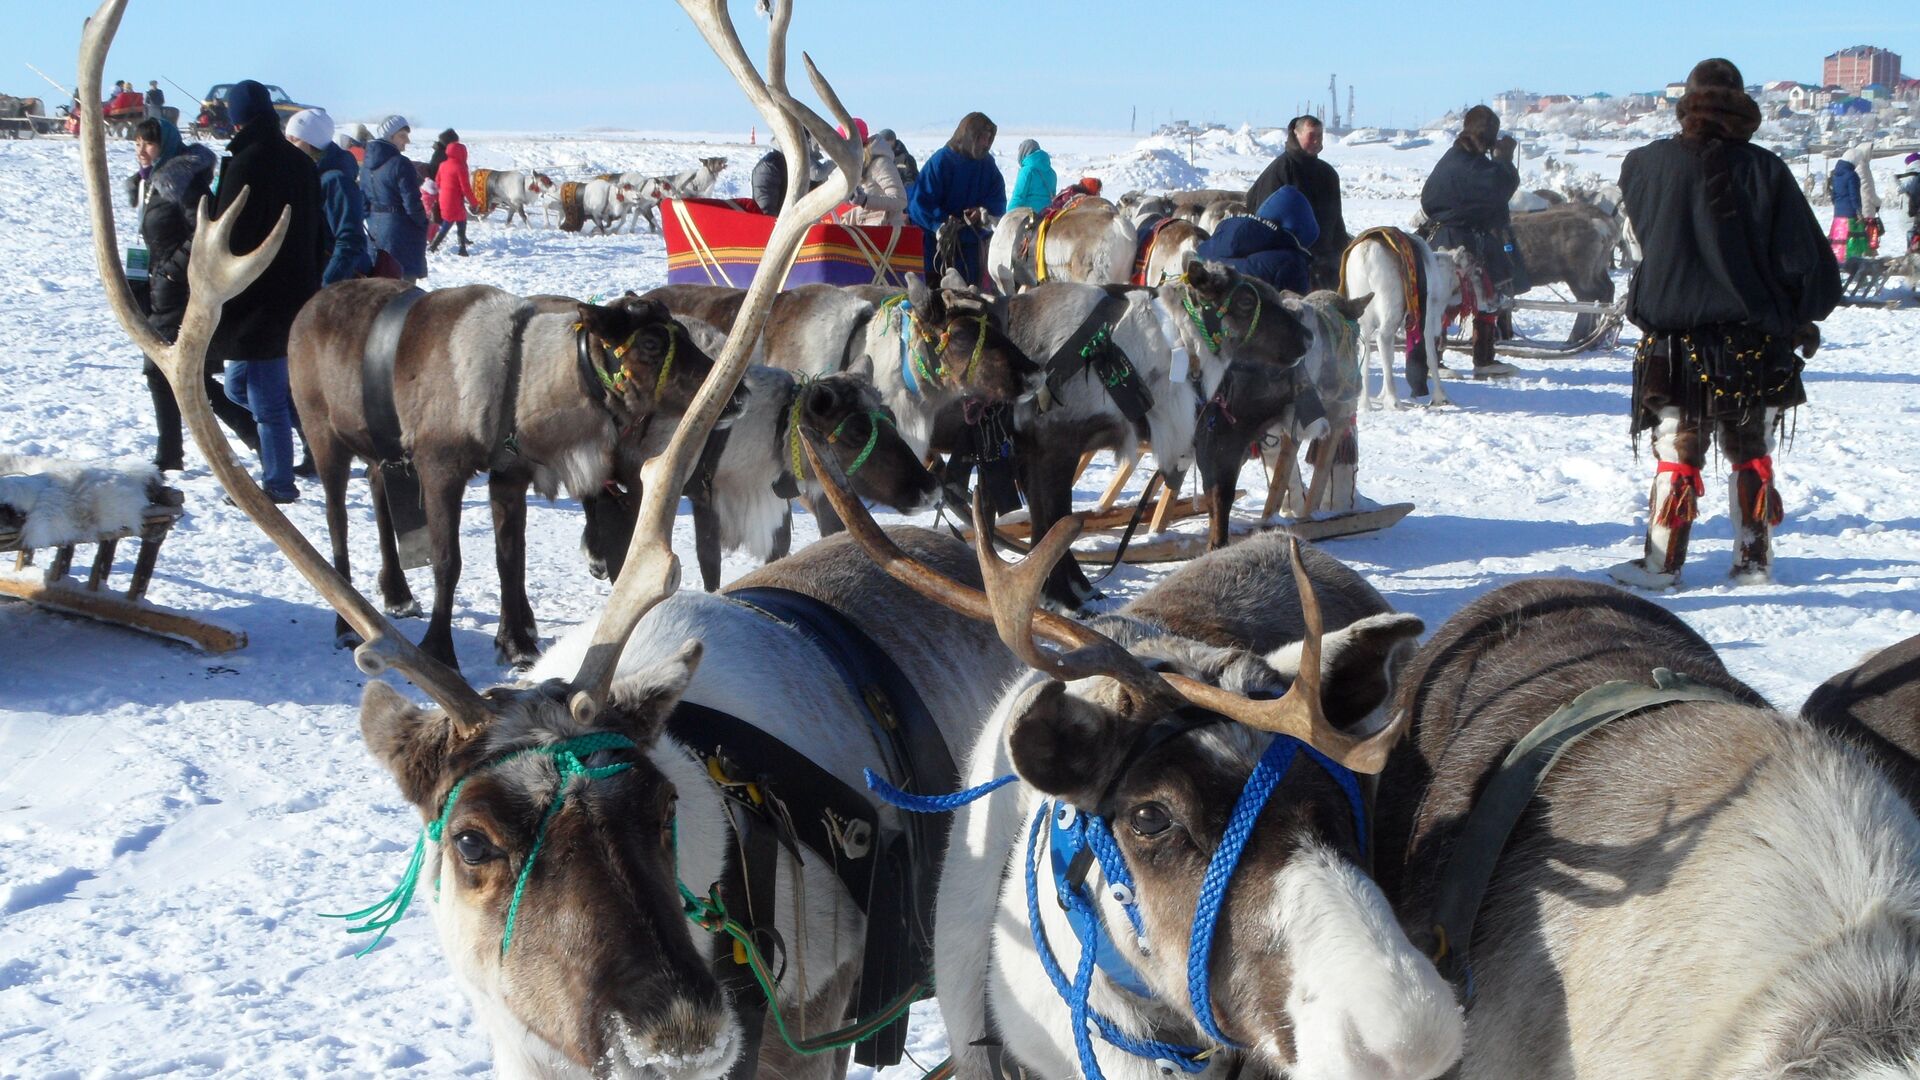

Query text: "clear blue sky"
[15, 2, 1914, 135]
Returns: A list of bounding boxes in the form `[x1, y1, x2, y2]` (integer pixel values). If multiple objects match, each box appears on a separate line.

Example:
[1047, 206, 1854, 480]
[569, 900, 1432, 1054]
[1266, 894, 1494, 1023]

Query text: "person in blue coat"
[286, 108, 372, 285]
[1194, 185, 1319, 294]
[1828, 156, 1862, 261]
[362, 115, 430, 282]
[908, 112, 1005, 287]
[1006, 139, 1055, 215]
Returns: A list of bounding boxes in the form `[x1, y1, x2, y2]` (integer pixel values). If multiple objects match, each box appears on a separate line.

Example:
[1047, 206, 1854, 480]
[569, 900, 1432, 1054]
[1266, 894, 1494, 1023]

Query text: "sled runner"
[1071, 502, 1416, 565]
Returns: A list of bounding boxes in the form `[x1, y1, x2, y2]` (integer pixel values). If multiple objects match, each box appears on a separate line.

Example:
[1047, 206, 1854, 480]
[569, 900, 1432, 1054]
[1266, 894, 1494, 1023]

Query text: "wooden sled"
[0, 485, 245, 654]
[1071, 503, 1414, 566]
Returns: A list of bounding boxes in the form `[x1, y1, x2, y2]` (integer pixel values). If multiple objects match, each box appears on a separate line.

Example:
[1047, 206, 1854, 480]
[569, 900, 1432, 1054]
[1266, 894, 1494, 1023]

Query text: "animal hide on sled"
[558, 181, 588, 233]
[0, 454, 160, 550]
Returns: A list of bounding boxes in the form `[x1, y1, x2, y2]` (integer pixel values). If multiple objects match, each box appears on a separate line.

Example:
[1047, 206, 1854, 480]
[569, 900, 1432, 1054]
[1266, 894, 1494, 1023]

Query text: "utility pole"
[1131, 104, 1136, 133]
[1328, 73, 1338, 125]
[1348, 86, 1355, 129]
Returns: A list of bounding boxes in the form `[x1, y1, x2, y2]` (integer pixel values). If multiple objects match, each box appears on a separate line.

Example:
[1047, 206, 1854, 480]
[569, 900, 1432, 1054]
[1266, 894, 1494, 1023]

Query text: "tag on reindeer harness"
[124, 246, 150, 282]
[1150, 298, 1191, 383]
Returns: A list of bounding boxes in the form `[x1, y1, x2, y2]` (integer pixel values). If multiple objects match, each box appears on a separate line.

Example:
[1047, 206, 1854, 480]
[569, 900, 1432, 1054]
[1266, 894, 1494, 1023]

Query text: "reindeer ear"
[1183, 257, 1211, 289]
[361, 681, 470, 809]
[906, 273, 933, 311]
[606, 639, 703, 748]
[1006, 681, 1136, 807]
[1337, 293, 1373, 320]
[939, 268, 971, 292]
[1266, 612, 1425, 732]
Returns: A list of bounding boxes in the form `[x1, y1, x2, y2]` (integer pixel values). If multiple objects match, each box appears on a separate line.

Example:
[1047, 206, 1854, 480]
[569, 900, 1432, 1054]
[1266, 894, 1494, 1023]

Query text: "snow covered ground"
[3, 126, 1919, 1077]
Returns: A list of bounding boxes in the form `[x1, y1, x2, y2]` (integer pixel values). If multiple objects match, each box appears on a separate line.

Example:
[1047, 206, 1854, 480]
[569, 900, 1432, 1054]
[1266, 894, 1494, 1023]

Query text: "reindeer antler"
[79, 0, 491, 732]
[800, 432, 1403, 774]
[565, 0, 863, 723]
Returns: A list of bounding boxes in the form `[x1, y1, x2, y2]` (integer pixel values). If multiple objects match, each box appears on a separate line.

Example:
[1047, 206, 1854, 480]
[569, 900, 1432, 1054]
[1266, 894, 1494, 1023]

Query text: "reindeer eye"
[453, 831, 501, 865]
[1128, 803, 1172, 838]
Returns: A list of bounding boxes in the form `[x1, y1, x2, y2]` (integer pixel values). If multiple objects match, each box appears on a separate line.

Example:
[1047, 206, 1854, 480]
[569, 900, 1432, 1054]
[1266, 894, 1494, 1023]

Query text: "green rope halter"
[324, 731, 639, 957]
[1182, 286, 1225, 355]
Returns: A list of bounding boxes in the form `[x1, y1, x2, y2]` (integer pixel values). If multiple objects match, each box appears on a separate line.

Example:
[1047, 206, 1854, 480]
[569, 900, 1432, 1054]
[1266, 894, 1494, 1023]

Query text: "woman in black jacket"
[1609, 59, 1840, 588]
[128, 117, 258, 470]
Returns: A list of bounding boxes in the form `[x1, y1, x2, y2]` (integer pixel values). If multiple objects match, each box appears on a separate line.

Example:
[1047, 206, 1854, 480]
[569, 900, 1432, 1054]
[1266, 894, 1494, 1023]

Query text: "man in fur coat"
[1247, 115, 1350, 289]
[1609, 58, 1838, 589]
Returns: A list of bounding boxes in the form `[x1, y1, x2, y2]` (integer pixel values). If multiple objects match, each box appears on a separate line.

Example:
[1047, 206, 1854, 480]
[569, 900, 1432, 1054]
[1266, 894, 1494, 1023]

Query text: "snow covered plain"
[3, 126, 1919, 1077]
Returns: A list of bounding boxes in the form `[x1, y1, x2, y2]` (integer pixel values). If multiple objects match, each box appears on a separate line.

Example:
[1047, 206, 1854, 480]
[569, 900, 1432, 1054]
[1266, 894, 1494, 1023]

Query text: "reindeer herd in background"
[76, 1, 1920, 1079]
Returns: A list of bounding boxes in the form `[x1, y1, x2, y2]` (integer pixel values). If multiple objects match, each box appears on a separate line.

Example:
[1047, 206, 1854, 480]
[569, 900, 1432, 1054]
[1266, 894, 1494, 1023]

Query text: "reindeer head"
[1183, 259, 1314, 370]
[791, 374, 938, 512]
[576, 294, 725, 422]
[904, 272, 1040, 404]
[804, 442, 1463, 1080]
[701, 156, 728, 176]
[530, 172, 556, 197]
[80, 0, 868, 1073]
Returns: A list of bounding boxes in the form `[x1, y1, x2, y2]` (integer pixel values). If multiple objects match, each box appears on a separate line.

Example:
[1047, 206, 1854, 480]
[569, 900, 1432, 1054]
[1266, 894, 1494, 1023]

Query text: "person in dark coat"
[1195, 186, 1318, 294]
[1609, 58, 1840, 590]
[286, 108, 372, 284]
[1420, 104, 1523, 372]
[907, 112, 1005, 287]
[210, 79, 325, 502]
[143, 80, 164, 119]
[750, 136, 827, 215]
[127, 117, 259, 470]
[885, 130, 918, 188]
[1246, 115, 1350, 289]
[362, 115, 429, 282]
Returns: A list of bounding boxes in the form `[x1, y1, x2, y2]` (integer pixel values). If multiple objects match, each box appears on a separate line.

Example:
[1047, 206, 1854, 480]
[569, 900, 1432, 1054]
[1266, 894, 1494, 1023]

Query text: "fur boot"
[1728, 456, 1782, 583]
[1610, 465, 1697, 589]
[1470, 318, 1518, 378]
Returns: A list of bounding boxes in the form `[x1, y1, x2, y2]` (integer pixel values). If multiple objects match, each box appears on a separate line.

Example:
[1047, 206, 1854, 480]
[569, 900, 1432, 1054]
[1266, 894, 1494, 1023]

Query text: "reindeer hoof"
[385, 598, 423, 619]
[334, 630, 364, 650]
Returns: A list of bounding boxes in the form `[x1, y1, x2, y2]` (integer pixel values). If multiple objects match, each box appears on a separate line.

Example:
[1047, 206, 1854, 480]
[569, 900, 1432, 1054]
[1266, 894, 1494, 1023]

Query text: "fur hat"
[1016, 138, 1039, 163]
[1675, 58, 1759, 143]
[285, 108, 334, 148]
[226, 80, 274, 129]
[374, 114, 410, 141]
[1457, 105, 1499, 154]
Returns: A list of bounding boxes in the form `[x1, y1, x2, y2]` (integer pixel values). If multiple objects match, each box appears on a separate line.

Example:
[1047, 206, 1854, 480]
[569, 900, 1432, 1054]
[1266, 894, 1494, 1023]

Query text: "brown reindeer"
[289, 280, 716, 670]
[1508, 201, 1619, 344]
[1803, 633, 1920, 808]
[987, 195, 1137, 293]
[83, 2, 1007, 1077]
[1375, 579, 1920, 1078]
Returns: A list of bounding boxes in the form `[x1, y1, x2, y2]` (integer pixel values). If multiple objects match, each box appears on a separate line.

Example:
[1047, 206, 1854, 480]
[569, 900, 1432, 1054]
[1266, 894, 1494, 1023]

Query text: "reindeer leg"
[316, 438, 358, 648]
[416, 462, 468, 671]
[1020, 438, 1096, 608]
[691, 493, 724, 592]
[365, 465, 421, 619]
[809, 492, 847, 537]
[488, 470, 540, 668]
[771, 506, 794, 560]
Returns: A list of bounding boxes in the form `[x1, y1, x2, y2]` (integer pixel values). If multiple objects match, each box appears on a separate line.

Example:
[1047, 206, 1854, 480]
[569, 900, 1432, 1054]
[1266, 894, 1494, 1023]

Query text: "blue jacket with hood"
[1195, 186, 1319, 292]
[362, 137, 430, 278]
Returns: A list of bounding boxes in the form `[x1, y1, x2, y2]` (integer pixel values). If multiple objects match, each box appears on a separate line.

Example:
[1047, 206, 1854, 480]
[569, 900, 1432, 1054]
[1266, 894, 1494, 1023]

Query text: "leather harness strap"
[1040, 292, 1153, 421]
[1426, 668, 1750, 989]
[362, 286, 428, 466]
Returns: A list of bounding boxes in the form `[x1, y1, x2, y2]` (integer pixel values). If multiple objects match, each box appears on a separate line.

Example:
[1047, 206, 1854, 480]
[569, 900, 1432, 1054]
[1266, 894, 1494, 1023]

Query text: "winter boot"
[1609, 461, 1700, 589]
[1728, 455, 1783, 584]
[1469, 317, 1517, 378]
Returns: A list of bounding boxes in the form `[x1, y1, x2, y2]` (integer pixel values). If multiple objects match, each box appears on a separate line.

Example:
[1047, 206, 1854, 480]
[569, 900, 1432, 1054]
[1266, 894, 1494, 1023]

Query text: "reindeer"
[1803, 632, 1920, 807]
[1340, 228, 1465, 407]
[1190, 290, 1369, 552]
[989, 263, 1313, 606]
[544, 176, 633, 233]
[647, 275, 1038, 459]
[1122, 195, 1210, 287]
[473, 168, 542, 226]
[287, 282, 718, 670]
[625, 156, 730, 233]
[1508, 201, 1620, 344]
[988, 196, 1137, 294]
[806, 463, 1461, 1080]
[83, 3, 998, 1078]
[1375, 578, 1920, 1078]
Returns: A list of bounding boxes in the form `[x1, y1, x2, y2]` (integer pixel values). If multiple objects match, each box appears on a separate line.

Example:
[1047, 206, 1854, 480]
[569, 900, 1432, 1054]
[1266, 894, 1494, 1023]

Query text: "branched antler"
[565, 0, 864, 723]
[800, 431, 1404, 773]
[78, 0, 491, 732]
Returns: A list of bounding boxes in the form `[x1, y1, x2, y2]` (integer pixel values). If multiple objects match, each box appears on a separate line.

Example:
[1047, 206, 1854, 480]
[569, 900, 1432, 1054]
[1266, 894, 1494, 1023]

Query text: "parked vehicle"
[190, 82, 310, 139]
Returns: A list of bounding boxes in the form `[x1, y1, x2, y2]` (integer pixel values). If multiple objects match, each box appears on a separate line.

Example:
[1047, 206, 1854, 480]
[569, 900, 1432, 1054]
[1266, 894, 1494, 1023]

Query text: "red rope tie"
[1655, 461, 1703, 527]
[1731, 456, 1784, 526]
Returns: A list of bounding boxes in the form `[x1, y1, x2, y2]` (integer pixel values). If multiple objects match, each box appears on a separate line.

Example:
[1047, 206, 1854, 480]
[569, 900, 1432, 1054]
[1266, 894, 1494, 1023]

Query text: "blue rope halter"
[869, 727, 1369, 1080]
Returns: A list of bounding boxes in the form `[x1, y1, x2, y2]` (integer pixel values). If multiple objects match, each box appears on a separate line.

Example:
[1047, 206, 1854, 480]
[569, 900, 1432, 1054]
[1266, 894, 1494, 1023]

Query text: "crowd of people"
[126, 79, 468, 500]
[123, 62, 1850, 587]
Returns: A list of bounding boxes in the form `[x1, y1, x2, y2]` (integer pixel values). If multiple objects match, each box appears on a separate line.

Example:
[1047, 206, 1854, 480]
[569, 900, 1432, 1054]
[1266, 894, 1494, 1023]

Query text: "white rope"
[669, 197, 736, 288]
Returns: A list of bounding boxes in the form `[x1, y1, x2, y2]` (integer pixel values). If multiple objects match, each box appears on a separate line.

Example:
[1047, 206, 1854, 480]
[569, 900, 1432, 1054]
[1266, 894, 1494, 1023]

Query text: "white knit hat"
[374, 114, 410, 141]
[285, 108, 334, 148]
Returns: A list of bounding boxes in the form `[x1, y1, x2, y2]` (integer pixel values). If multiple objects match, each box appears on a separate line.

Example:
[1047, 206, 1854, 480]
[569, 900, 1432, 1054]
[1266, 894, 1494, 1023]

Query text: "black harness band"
[362, 286, 428, 467]
[1041, 293, 1153, 421]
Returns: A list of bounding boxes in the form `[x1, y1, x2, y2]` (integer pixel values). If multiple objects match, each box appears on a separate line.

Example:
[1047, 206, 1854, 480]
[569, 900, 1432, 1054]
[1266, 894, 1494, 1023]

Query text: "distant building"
[1824, 46, 1901, 93]
[1665, 81, 1688, 100]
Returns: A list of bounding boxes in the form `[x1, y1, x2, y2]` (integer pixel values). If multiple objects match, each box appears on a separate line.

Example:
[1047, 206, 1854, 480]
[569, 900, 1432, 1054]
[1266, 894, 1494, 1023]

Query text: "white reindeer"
[1340, 228, 1462, 408]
